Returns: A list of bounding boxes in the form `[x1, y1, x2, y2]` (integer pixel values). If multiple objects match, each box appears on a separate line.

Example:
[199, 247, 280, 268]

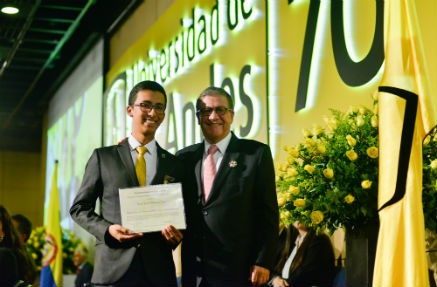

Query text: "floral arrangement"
[26, 226, 87, 274]
[423, 126, 437, 232]
[276, 102, 379, 232]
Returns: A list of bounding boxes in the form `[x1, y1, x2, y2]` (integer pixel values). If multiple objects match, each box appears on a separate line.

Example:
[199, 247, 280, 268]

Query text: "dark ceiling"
[0, 0, 142, 152]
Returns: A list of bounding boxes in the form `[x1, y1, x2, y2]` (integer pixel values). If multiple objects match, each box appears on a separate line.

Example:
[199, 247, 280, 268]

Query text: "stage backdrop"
[104, 0, 436, 160]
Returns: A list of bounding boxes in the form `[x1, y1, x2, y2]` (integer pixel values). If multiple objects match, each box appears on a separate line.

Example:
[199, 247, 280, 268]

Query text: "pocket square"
[163, 175, 175, 184]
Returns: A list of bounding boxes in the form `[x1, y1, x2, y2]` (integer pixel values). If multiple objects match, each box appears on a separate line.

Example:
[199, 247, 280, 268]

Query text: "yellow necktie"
[136, 146, 148, 186]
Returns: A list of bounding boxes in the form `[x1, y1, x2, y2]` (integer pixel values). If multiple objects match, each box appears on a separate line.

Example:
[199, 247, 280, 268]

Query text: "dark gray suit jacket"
[70, 140, 184, 285]
[176, 133, 279, 286]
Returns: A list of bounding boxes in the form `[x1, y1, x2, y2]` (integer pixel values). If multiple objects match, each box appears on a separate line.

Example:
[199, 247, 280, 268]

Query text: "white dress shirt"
[128, 135, 157, 185]
[282, 233, 307, 279]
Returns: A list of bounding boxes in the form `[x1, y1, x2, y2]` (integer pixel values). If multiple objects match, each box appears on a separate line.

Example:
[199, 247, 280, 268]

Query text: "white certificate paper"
[119, 183, 186, 233]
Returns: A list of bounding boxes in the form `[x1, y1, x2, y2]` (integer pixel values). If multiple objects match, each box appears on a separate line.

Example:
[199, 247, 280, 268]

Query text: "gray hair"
[196, 87, 234, 111]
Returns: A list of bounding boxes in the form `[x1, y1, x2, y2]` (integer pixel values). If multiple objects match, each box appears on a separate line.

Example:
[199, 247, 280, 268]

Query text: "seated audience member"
[73, 246, 93, 287]
[12, 214, 32, 243]
[0, 205, 36, 285]
[0, 247, 19, 287]
[269, 222, 335, 287]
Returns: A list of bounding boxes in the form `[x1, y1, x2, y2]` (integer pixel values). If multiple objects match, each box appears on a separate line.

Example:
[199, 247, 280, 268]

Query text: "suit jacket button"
[203, 210, 208, 216]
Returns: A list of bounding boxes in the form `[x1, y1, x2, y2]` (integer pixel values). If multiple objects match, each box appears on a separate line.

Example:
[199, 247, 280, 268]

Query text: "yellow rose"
[33, 242, 39, 248]
[293, 198, 306, 207]
[346, 150, 358, 161]
[312, 125, 323, 136]
[346, 135, 357, 147]
[323, 168, 334, 179]
[366, 147, 378, 159]
[285, 192, 293, 200]
[359, 106, 367, 115]
[287, 147, 299, 157]
[278, 196, 286, 207]
[317, 143, 326, 154]
[287, 156, 295, 164]
[347, 106, 358, 114]
[356, 115, 364, 127]
[283, 145, 290, 152]
[287, 168, 299, 177]
[302, 128, 312, 138]
[361, 180, 372, 189]
[371, 115, 378, 127]
[275, 175, 280, 182]
[278, 163, 287, 172]
[305, 138, 316, 146]
[294, 158, 303, 167]
[344, 194, 355, 204]
[304, 165, 315, 174]
[430, 159, 437, 170]
[288, 185, 300, 195]
[280, 210, 291, 220]
[423, 135, 431, 146]
[32, 253, 37, 260]
[310, 211, 324, 225]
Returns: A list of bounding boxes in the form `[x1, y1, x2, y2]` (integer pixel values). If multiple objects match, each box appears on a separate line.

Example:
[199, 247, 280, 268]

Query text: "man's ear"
[126, 105, 133, 117]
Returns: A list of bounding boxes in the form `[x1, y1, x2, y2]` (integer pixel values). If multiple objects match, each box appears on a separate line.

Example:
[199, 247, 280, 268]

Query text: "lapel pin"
[229, 160, 237, 167]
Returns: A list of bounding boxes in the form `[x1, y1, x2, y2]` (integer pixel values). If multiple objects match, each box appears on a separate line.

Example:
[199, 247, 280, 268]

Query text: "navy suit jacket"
[176, 133, 279, 286]
[75, 262, 93, 287]
[70, 140, 183, 285]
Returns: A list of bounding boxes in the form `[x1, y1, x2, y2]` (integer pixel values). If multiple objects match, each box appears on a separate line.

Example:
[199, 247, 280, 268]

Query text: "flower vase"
[345, 223, 379, 287]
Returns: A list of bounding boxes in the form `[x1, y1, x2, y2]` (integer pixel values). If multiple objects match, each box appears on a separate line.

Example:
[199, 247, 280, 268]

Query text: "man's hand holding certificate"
[119, 183, 186, 233]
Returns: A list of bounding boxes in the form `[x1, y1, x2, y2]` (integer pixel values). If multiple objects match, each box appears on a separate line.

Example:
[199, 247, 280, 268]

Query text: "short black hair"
[128, 80, 167, 108]
[196, 87, 234, 111]
[11, 214, 31, 242]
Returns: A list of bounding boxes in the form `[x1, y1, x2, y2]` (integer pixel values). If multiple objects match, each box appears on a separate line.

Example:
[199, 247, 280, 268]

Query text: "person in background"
[12, 214, 32, 243]
[268, 222, 335, 287]
[0, 205, 36, 285]
[177, 87, 279, 287]
[73, 246, 93, 287]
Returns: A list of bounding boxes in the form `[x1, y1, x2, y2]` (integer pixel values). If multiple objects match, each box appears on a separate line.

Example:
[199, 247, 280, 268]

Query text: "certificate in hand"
[119, 183, 186, 233]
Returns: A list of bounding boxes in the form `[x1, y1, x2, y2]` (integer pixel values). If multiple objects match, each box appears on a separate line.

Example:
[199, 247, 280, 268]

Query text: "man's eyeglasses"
[197, 107, 233, 117]
[133, 102, 165, 115]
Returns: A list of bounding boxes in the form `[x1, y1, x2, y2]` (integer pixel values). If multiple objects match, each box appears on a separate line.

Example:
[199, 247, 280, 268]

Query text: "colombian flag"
[40, 160, 63, 287]
[373, 0, 437, 286]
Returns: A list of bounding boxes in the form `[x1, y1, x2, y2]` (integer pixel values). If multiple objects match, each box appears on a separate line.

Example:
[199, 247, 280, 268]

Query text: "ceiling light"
[1, 6, 19, 14]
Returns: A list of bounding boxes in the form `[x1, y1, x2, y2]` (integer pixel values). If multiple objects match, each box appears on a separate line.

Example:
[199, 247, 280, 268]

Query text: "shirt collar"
[295, 233, 307, 246]
[204, 132, 232, 155]
[128, 134, 156, 154]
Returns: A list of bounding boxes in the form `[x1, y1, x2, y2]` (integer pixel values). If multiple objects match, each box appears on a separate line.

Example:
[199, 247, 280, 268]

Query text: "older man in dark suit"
[177, 87, 279, 287]
[70, 81, 183, 287]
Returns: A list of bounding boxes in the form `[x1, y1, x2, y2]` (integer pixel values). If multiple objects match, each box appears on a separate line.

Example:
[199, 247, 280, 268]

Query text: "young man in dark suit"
[177, 87, 279, 287]
[70, 81, 183, 287]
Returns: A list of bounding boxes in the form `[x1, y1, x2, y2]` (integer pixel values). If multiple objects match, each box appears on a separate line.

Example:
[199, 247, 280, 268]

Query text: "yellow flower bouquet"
[276, 103, 379, 232]
[423, 126, 437, 232]
[26, 226, 87, 274]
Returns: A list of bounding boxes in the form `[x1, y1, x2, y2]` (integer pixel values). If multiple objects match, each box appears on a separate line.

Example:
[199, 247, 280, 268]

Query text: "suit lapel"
[205, 134, 240, 204]
[194, 143, 205, 202]
[152, 143, 169, 185]
[117, 140, 138, 186]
